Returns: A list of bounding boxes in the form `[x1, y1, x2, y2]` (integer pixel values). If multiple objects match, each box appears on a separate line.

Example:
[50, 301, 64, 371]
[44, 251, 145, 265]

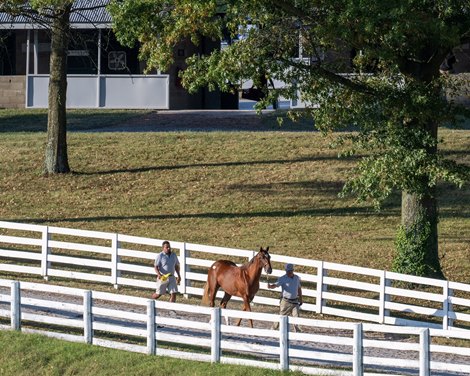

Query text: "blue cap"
[285, 263, 294, 271]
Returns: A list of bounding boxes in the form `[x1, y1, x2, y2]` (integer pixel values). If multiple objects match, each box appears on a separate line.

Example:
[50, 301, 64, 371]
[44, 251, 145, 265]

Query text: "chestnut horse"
[202, 247, 272, 328]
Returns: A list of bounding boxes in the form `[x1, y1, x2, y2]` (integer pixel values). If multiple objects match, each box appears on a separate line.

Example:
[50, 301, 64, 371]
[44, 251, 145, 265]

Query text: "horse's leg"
[220, 292, 231, 309]
[206, 269, 220, 308]
[207, 281, 221, 325]
[220, 292, 232, 325]
[209, 284, 220, 307]
[235, 298, 253, 327]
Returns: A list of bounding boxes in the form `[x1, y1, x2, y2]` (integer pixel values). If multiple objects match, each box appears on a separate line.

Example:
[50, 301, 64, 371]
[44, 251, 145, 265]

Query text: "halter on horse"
[202, 247, 272, 328]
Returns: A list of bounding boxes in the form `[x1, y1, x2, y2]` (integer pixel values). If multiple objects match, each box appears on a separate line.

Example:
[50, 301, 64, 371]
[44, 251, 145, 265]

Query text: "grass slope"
[0, 110, 469, 282]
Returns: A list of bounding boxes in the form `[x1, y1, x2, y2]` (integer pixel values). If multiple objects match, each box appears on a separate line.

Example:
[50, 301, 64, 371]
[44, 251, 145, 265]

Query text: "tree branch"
[286, 58, 377, 96]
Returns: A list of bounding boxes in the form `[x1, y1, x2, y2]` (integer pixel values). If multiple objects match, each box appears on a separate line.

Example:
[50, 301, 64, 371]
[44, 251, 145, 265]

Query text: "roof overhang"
[0, 0, 111, 30]
[0, 22, 110, 30]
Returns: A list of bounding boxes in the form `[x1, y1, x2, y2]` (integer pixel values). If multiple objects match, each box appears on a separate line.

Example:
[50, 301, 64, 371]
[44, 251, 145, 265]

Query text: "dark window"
[0, 31, 16, 75]
[100, 31, 141, 74]
[67, 29, 98, 74]
[66, 30, 141, 75]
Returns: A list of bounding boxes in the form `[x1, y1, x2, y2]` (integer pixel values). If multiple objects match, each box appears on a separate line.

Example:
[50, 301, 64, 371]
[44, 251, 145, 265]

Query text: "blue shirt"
[274, 274, 301, 300]
[154, 251, 179, 275]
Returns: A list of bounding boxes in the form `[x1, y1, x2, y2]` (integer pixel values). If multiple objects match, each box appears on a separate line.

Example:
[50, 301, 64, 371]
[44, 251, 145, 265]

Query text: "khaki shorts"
[155, 275, 178, 295]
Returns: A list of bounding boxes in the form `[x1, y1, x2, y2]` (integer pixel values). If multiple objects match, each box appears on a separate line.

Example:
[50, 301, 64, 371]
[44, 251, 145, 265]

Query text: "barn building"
[0, 0, 237, 110]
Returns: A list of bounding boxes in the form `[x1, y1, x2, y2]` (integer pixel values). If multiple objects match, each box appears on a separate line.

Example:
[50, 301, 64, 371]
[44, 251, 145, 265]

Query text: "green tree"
[0, 1, 107, 174]
[110, 0, 470, 277]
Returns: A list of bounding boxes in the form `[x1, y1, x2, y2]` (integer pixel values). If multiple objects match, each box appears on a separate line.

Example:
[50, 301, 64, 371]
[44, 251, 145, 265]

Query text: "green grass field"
[0, 331, 305, 376]
[0, 109, 469, 375]
[0, 109, 469, 282]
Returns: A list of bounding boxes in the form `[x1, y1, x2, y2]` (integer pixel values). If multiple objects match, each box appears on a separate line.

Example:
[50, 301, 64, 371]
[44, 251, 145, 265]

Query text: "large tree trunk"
[44, 6, 71, 174]
[397, 120, 444, 278]
[400, 189, 444, 278]
[393, 59, 445, 279]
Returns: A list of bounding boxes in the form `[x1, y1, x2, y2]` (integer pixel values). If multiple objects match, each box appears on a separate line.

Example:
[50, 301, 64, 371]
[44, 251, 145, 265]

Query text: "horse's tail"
[201, 282, 210, 306]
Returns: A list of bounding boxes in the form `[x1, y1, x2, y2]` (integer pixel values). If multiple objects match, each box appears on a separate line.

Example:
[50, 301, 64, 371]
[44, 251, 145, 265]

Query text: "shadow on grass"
[74, 155, 359, 176]
[442, 149, 470, 157]
[226, 180, 345, 194]
[0, 110, 151, 132]
[7, 206, 400, 225]
[441, 115, 470, 130]
[0, 111, 48, 132]
[5, 181, 468, 225]
[0, 108, 315, 133]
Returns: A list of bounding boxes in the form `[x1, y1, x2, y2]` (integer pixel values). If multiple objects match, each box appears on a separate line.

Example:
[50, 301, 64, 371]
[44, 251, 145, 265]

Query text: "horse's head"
[258, 246, 272, 274]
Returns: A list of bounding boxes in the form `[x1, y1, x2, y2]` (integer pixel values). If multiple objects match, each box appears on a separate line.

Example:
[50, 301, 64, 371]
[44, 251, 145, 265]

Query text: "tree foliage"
[109, 0, 470, 199]
[110, 0, 470, 277]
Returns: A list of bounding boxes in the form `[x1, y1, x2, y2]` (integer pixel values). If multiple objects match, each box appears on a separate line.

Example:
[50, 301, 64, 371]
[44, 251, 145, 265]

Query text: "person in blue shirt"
[152, 241, 181, 303]
[268, 263, 303, 332]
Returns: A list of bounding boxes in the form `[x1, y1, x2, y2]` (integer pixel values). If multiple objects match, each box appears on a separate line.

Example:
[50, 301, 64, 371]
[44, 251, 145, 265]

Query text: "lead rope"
[263, 265, 269, 284]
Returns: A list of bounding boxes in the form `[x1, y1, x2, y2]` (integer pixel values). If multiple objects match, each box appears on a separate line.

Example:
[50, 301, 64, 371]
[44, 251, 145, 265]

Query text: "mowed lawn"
[0, 331, 304, 376]
[0, 110, 469, 283]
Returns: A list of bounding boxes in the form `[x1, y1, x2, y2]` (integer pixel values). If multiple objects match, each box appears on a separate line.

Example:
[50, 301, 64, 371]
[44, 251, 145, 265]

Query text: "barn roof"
[0, 0, 111, 29]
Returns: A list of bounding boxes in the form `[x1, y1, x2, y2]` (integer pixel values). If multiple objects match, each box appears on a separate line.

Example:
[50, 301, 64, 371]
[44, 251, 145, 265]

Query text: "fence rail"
[1, 279, 469, 376]
[1, 221, 470, 332]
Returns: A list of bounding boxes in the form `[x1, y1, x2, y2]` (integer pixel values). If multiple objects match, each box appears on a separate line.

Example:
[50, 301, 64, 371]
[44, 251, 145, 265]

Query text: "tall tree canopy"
[110, 0, 470, 278]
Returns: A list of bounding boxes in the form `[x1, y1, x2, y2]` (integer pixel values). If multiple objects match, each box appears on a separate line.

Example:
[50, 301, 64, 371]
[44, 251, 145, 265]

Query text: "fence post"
[83, 290, 93, 344]
[180, 242, 188, 298]
[353, 323, 363, 376]
[211, 307, 221, 363]
[316, 261, 326, 314]
[279, 315, 289, 371]
[379, 271, 390, 324]
[442, 281, 449, 330]
[41, 226, 50, 281]
[111, 233, 120, 289]
[419, 328, 430, 376]
[11, 281, 21, 331]
[448, 284, 454, 329]
[155, 304, 159, 352]
[443, 281, 454, 330]
[147, 300, 156, 355]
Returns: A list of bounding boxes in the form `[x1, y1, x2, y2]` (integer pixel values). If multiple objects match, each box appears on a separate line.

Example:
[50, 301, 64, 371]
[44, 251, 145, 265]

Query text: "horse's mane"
[241, 252, 265, 270]
[240, 256, 256, 270]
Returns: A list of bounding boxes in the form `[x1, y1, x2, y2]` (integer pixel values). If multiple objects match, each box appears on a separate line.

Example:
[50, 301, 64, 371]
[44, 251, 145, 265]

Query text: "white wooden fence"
[1, 279, 469, 376]
[0, 221, 470, 332]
